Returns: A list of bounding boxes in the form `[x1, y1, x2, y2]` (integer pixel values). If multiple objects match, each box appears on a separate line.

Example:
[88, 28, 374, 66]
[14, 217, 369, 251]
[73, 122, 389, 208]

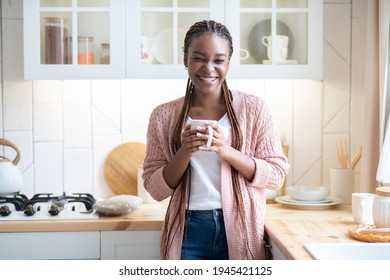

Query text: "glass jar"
[44, 17, 69, 64]
[373, 186, 390, 228]
[100, 43, 110, 64]
[77, 36, 94, 64]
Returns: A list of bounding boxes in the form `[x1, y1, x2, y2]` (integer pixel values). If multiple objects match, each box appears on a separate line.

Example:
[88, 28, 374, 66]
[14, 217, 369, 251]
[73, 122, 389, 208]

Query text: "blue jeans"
[180, 209, 229, 260]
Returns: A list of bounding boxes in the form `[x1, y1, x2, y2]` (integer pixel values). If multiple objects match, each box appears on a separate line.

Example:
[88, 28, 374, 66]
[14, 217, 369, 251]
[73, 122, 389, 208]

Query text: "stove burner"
[27, 192, 95, 212]
[0, 192, 95, 216]
[0, 194, 29, 211]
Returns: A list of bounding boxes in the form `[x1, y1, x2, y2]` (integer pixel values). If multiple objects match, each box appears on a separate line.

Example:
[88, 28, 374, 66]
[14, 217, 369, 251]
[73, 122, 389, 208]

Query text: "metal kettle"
[0, 138, 23, 194]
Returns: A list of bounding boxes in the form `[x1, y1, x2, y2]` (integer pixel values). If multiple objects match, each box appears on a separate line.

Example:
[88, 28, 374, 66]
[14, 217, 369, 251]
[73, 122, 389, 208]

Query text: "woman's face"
[184, 33, 230, 96]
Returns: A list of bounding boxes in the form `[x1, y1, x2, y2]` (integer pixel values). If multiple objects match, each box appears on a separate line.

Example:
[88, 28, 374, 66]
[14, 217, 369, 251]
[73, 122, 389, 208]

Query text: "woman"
[142, 20, 289, 260]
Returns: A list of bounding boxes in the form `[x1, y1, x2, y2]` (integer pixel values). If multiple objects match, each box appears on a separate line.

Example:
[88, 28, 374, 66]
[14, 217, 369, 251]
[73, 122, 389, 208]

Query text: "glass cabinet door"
[126, 0, 223, 78]
[24, 0, 126, 79]
[226, 0, 322, 79]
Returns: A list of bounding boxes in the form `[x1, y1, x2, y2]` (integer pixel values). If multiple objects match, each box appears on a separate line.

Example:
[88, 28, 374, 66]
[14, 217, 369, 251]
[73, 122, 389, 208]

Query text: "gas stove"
[0, 193, 99, 221]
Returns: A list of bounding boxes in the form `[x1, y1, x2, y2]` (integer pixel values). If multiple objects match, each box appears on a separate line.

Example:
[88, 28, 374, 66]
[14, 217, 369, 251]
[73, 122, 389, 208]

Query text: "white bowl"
[286, 185, 330, 201]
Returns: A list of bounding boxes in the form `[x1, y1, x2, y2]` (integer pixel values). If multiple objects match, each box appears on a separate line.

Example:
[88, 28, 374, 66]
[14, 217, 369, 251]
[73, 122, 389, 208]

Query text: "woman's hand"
[197, 122, 230, 157]
[181, 122, 213, 154]
[198, 122, 256, 181]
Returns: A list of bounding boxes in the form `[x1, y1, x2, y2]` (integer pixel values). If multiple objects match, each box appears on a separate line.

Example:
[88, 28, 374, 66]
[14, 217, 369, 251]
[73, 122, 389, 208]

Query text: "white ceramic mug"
[352, 193, 375, 225]
[261, 35, 289, 60]
[189, 119, 217, 147]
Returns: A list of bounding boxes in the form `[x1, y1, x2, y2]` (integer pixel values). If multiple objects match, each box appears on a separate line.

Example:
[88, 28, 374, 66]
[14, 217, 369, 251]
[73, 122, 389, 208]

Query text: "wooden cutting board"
[103, 142, 146, 195]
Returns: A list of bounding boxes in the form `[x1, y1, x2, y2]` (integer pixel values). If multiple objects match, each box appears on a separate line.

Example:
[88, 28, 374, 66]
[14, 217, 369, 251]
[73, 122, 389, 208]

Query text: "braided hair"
[161, 20, 252, 259]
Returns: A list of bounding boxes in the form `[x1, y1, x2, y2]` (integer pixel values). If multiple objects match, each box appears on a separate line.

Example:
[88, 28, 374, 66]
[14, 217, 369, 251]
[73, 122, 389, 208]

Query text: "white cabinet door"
[101, 231, 160, 260]
[23, 0, 126, 79]
[126, 0, 322, 79]
[225, 0, 323, 79]
[126, 0, 224, 79]
[0, 232, 100, 260]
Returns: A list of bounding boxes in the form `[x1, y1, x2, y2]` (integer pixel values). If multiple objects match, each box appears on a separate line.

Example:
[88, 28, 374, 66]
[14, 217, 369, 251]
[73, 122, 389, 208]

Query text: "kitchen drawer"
[101, 231, 160, 260]
[0, 231, 100, 260]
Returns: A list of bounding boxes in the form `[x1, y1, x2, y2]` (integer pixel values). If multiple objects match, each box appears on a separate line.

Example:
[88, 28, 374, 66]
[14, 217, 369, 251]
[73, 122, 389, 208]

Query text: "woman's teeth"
[199, 76, 216, 82]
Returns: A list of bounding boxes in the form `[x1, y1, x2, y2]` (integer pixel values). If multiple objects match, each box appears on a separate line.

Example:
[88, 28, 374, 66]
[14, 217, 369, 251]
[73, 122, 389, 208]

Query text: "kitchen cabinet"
[101, 231, 160, 260]
[23, 0, 126, 79]
[225, 0, 323, 79]
[0, 231, 100, 260]
[23, 0, 322, 80]
[267, 239, 287, 260]
[0, 230, 159, 260]
[127, 0, 322, 79]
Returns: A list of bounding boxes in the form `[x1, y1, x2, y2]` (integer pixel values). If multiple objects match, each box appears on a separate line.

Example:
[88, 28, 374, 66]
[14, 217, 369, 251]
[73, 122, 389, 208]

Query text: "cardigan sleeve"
[142, 104, 176, 201]
[240, 93, 289, 189]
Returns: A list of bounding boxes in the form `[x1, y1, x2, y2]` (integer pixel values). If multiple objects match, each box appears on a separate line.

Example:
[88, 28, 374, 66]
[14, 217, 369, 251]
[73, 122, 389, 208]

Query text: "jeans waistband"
[185, 209, 223, 220]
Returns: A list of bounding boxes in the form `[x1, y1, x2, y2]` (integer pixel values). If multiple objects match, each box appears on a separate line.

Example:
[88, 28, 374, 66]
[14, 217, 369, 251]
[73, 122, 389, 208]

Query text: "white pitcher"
[0, 138, 23, 194]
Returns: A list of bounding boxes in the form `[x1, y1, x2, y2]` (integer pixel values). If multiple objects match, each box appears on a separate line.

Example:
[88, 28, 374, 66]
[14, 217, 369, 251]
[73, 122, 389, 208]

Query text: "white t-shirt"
[188, 114, 231, 210]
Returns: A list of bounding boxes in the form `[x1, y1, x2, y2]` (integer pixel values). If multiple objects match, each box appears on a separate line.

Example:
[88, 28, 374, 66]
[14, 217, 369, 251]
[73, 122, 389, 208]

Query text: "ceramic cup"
[261, 35, 289, 60]
[189, 119, 217, 147]
[352, 193, 375, 225]
[330, 168, 354, 204]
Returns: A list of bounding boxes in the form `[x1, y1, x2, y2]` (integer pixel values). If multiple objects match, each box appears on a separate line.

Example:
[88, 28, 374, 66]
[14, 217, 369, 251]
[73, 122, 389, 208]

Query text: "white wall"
[1, 0, 365, 198]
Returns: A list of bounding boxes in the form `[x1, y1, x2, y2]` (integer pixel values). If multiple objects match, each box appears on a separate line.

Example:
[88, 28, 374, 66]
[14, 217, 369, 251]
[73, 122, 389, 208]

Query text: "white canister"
[373, 186, 390, 228]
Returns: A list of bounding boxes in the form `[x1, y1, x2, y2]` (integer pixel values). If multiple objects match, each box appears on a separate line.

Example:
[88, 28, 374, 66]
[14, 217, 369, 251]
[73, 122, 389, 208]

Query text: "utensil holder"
[330, 168, 354, 204]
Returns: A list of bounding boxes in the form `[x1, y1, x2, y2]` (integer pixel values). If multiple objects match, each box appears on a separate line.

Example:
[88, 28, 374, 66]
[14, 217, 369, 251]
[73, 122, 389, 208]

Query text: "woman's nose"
[204, 61, 214, 71]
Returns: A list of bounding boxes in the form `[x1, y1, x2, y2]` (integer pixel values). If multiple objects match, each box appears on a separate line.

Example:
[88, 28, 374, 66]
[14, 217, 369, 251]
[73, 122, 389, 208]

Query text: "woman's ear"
[183, 53, 188, 68]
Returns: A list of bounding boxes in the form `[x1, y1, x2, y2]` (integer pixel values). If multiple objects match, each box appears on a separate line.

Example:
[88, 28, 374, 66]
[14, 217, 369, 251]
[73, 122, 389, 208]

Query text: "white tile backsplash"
[3, 80, 32, 130]
[64, 148, 93, 194]
[63, 103, 92, 148]
[34, 142, 63, 194]
[33, 104, 63, 141]
[1, 1, 366, 197]
[324, 4, 351, 63]
[33, 80, 63, 104]
[92, 80, 121, 130]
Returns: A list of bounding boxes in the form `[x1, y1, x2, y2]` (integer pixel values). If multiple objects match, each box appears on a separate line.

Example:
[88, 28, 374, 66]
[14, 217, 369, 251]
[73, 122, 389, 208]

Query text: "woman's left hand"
[199, 122, 256, 181]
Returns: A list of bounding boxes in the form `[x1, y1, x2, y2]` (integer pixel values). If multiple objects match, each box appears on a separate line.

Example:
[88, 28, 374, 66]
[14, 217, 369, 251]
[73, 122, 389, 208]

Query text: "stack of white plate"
[275, 185, 342, 209]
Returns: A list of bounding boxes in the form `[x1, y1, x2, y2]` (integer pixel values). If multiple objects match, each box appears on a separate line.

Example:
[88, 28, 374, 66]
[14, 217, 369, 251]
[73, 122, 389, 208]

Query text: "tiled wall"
[1, 0, 364, 198]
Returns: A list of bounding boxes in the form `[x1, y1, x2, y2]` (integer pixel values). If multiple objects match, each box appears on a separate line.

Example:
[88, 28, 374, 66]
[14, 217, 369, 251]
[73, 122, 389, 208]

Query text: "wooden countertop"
[265, 203, 359, 260]
[0, 200, 359, 260]
[0, 202, 167, 233]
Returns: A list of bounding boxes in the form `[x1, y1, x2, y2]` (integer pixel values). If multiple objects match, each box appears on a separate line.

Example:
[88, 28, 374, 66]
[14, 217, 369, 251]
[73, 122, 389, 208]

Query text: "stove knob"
[0, 205, 12, 216]
[24, 204, 36, 216]
[48, 204, 60, 216]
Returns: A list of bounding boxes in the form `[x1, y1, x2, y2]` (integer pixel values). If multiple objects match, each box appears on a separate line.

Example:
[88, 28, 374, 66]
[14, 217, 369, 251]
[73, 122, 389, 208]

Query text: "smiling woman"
[142, 20, 289, 260]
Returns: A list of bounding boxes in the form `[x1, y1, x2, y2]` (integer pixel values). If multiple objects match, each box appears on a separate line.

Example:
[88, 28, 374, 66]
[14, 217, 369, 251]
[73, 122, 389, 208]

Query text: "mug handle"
[205, 125, 213, 147]
[261, 36, 269, 47]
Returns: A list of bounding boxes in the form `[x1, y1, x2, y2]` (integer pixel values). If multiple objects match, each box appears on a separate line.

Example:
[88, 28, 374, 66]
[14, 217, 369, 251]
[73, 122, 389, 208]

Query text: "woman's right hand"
[181, 122, 209, 155]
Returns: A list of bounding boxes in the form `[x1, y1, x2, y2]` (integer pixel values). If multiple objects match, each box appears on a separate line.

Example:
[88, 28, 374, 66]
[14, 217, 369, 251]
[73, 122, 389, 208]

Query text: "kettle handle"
[0, 138, 21, 165]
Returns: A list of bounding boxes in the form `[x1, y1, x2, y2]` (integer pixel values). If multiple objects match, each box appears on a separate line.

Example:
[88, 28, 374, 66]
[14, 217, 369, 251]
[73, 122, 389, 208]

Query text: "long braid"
[162, 20, 252, 259]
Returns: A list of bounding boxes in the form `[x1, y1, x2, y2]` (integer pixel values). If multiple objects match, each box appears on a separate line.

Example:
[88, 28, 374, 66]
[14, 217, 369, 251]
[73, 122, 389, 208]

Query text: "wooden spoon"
[348, 145, 362, 170]
[336, 138, 348, 169]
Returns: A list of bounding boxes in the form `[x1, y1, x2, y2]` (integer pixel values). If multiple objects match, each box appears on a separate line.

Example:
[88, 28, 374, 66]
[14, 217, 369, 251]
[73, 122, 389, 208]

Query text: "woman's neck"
[190, 91, 226, 120]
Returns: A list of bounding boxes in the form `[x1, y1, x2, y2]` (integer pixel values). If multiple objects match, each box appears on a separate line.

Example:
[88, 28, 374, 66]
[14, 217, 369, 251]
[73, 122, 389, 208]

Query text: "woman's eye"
[193, 57, 204, 62]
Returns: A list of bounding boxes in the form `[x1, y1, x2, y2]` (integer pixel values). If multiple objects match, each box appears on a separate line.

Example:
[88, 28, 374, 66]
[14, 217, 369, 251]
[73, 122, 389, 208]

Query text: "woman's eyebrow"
[191, 51, 227, 57]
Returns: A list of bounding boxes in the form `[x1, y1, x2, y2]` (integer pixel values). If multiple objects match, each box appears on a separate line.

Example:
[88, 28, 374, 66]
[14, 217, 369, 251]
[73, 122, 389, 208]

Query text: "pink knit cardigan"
[142, 90, 289, 260]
